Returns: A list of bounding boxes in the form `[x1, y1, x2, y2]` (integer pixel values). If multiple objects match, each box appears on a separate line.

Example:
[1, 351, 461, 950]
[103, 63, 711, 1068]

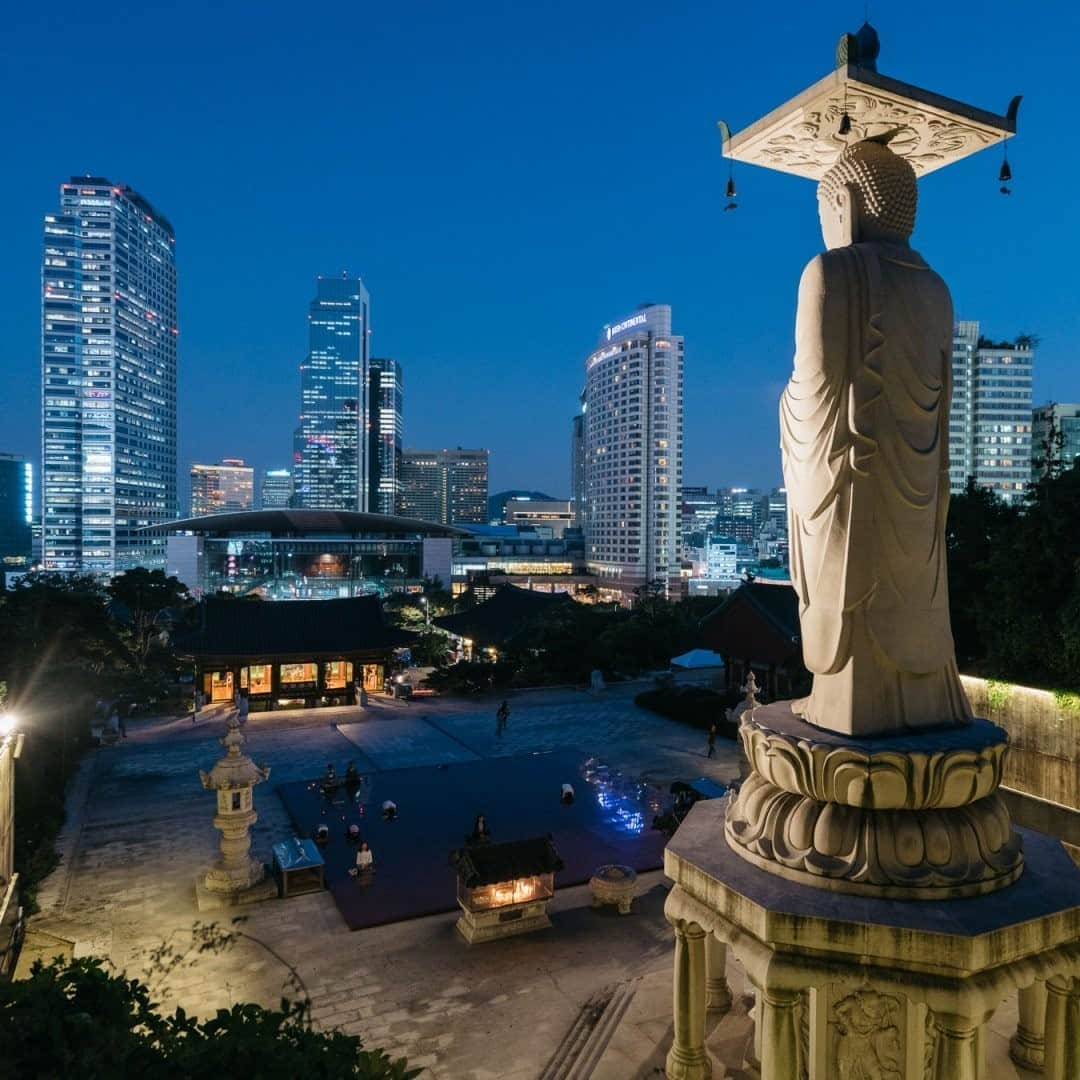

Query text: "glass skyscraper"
[0, 454, 33, 571]
[260, 468, 294, 509]
[42, 177, 177, 573]
[368, 358, 403, 516]
[949, 321, 1033, 505]
[294, 275, 371, 510]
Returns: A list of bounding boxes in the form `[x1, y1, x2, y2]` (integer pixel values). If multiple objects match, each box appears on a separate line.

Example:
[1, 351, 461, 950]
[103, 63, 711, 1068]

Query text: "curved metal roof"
[152, 509, 469, 537]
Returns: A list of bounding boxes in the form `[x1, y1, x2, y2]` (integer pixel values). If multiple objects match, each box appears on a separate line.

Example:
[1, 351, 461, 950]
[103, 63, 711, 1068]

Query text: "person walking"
[706, 723, 717, 758]
[496, 699, 510, 737]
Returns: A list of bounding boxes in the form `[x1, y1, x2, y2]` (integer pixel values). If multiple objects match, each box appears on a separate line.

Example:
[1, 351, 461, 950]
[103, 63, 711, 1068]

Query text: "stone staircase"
[539, 978, 642, 1080]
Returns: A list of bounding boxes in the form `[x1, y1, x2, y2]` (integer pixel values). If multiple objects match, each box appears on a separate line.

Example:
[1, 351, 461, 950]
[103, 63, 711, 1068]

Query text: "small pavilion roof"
[450, 836, 564, 887]
[174, 596, 413, 660]
[700, 581, 801, 666]
[434, 585, 573, 648]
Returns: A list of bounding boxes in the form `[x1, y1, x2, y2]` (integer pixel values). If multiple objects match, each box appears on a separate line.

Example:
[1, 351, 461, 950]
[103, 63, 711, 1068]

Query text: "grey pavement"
[28, 685, 741, 1078]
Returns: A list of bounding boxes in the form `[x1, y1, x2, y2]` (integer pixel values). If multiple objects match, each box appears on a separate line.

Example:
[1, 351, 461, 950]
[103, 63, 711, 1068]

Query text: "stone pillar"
[930, 1012, 982, 1080]
[1010, 980, 1046, 1071]
[743, 975, 763, 1078]
[1044, 977, 1080, 1080]
[665, 921, 712, 1080]
[705, 934, 732, 1013]
[760, 986, 801, 1080]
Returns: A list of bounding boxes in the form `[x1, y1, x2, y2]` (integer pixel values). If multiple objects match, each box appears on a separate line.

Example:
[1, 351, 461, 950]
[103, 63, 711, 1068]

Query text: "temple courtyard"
[26, 685, 733, 1078]
[24, 686, 1038, 1078]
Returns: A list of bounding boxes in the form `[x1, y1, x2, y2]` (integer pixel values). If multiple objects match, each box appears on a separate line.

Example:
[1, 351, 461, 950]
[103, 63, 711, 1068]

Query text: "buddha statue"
[780, 135, 971, 736]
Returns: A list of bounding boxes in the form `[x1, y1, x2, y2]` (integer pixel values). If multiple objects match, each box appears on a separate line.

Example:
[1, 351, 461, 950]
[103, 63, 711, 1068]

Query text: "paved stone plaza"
[28, 685, 741, 1078]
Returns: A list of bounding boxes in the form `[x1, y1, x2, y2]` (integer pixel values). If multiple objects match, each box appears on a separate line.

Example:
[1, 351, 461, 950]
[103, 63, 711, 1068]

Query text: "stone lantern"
[197, 711, 275, 909]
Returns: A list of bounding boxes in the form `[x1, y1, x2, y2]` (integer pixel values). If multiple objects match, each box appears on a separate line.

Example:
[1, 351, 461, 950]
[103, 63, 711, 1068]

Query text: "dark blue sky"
[4, 1, 1077, 500]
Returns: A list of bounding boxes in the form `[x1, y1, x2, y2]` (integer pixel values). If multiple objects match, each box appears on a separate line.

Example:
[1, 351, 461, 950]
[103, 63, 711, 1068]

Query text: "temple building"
[173, 595, 412, 709]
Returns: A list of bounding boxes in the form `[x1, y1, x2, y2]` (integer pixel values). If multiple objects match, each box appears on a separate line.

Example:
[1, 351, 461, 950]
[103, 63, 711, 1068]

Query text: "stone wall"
[961, 675, 1080, 851]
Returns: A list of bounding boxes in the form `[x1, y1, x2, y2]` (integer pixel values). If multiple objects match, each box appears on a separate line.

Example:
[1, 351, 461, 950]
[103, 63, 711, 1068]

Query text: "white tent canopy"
[670, 649, 725, 670]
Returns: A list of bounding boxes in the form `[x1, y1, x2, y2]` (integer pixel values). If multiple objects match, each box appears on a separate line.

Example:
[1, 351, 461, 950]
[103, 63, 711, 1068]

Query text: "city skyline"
[4, 3, 1077, 502]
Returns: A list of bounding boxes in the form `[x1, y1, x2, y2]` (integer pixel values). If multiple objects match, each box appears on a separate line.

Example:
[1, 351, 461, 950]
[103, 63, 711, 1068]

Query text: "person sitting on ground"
[469, 813, 491, 845]
[347, 823, 360, 842]
[345, 761, 360, 789]
[314, 823, 330, 845]
[382, 799, 398, 821]
[561, 783, 575, 805]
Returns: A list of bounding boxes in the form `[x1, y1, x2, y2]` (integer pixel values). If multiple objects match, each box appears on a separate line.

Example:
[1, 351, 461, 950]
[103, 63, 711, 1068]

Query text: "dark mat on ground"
[275, 749, 669, 930]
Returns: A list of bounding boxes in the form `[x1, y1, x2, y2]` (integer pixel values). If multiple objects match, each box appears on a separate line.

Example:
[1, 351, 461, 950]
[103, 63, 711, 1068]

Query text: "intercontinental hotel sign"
[605, 312, 649, 341]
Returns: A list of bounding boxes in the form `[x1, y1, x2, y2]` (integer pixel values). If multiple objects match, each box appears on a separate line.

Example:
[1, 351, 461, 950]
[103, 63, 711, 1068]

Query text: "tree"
[0, 956, 420, 1079]
[1033, 409, 1067, 482]
[946, 479, 1019, 669]
[107, 568, 191, 671]
[947, 466, 1080, 688]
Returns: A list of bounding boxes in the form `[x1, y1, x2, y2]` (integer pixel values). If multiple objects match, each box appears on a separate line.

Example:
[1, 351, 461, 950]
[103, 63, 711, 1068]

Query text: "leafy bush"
[635, 687, 742, 737]
[0, 956, 420, 1080]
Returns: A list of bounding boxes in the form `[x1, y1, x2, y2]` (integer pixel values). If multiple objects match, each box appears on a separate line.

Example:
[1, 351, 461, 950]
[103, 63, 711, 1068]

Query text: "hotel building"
[583, 304, 683, 600]
[42, 177, 177, 572]
[189, 458, 254, 517]
[293, 275, 371, 511]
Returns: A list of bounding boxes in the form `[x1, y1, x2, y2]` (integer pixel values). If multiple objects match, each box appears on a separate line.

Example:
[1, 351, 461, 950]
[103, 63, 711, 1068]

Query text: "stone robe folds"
[780, 242, 971, 735]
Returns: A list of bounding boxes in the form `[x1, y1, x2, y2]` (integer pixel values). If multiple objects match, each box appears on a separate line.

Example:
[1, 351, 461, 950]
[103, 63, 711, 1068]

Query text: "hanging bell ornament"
[838, 111, 852, 135]
[725, 176, 737, 199]
[998, 159, 1012, 183]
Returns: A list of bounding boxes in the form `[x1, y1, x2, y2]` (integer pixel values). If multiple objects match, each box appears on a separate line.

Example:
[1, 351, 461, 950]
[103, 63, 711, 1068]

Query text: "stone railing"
[961, 675, 1080, 853]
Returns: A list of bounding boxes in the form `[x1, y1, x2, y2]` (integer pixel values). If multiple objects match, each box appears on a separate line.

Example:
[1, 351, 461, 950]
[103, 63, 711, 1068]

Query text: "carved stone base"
[726, 704, 1024, 899]
[203, 856, 268, 894]
[725, 773, 1023, 899]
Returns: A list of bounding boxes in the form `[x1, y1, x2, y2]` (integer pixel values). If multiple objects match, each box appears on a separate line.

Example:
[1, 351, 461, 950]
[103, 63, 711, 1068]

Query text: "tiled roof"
[173, 596, 413, 658]
[434, 585, 573, 647]
[450, 835, 564, 887]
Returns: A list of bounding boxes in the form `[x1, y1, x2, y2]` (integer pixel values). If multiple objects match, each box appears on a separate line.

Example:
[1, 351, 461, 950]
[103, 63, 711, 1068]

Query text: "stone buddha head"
[817, 137, 918, 249]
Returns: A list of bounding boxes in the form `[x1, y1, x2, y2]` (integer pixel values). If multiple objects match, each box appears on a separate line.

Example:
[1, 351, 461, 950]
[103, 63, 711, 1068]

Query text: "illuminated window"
[245, 664, 272, 694]
[280, 662, 317, 685]
[324, 660, 353, 689]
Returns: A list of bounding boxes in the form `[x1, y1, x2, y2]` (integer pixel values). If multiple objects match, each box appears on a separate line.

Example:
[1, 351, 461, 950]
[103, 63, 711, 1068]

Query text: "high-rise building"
[571, 409, 587, 529]
[398, 449, 489, 525]
[0, 454, 32, 571]
[949, 321, 1033, 504]
[583, 304, 684, 599]
[293, 275, 371, 510]
[716, 487, 766, 544]
[1032, 403, 1080, 479]
[260, 468, 294, 509]
[42, 177, 177, 572]
[189, 459, 254, 517]
[368, 358, 403, 516]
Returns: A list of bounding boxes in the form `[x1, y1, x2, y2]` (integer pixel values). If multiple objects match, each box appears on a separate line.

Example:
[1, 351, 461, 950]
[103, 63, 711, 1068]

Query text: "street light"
[0, 713, 16, 741]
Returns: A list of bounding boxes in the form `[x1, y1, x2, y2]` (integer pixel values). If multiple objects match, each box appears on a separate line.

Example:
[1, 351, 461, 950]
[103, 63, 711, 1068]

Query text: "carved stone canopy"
[721, 64, 1018, 181]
